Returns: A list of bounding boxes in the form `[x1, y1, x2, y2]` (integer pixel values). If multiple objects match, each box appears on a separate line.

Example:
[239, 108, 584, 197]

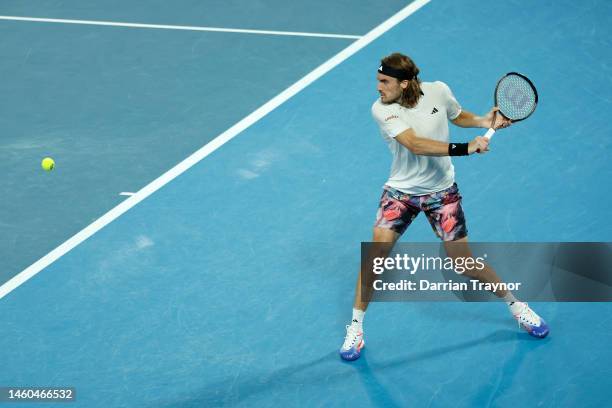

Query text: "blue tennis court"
[1, 0, 611, 406]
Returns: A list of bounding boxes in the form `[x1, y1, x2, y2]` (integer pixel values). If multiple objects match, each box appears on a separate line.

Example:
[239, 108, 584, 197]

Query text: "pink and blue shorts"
[374, 183, 468, 241]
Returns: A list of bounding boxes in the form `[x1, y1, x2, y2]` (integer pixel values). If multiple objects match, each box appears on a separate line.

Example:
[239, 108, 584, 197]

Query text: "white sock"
[352, 308, 365, 328]
[503, 292, 522, 313]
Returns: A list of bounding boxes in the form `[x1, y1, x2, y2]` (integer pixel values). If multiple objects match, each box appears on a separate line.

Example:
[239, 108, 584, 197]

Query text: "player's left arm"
[451, 108, 512, 129]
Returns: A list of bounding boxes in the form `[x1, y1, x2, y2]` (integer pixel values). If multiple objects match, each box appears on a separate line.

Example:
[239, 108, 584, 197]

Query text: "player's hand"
[484, 107, 512, 130]
[469, 136, 489, 154]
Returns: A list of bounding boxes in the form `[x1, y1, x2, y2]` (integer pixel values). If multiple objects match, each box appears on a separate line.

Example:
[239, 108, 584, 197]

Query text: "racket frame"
[494, 71, 538, 122]
[484, 72, 538, 141]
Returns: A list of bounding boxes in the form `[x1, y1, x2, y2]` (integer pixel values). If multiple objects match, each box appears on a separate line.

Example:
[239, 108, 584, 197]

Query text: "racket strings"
[496, 75, 537, 121]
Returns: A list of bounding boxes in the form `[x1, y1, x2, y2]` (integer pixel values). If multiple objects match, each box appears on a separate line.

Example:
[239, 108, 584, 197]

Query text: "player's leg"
[421, 183, 505, 290]
[443, 237, 549, 338]
[422, 183, 549, 338]
[443, 237, 507, 296]
[340, 187, 418, 361]
[352, 227, 399, 312]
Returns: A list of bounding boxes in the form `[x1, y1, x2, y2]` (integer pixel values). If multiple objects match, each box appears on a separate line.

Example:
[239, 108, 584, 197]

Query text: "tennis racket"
[484, 72, 538, 140]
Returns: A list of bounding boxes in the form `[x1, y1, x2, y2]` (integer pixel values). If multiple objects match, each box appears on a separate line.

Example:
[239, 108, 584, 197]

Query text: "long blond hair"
[381, 53, 422, 108]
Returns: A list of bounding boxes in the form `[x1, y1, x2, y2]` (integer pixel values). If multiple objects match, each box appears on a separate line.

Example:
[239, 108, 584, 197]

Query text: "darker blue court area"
[1, 0, 611, 407]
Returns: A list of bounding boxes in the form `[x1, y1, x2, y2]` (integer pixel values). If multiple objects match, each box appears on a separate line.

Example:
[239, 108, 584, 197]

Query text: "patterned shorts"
[374, 183, 468, 241]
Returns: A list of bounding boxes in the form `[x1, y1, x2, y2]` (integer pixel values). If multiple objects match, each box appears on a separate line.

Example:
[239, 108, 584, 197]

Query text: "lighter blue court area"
[1, 0, 612, 407]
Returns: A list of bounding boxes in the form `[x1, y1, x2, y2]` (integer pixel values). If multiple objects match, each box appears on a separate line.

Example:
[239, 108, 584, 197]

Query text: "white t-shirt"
[371, 81, 462, 195]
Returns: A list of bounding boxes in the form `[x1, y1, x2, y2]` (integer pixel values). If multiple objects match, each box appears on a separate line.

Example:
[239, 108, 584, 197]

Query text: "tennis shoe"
[340, 322, 365, 361]
[512, 302, 549, 338]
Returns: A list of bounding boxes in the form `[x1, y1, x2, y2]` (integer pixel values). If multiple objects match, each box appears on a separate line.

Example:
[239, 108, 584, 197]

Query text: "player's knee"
[372, 227, 398, 243]
[459, 264, 481, 279]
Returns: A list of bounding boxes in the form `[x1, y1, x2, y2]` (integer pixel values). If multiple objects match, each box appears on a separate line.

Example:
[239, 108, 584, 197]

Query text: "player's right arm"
[371, 101, 488, 156]
[395, 128, 489, 156]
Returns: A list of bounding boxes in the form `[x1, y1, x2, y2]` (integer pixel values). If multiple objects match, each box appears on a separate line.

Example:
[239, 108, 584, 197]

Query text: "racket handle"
[484, 128, 496, 140]
[476, 128, 496, 153]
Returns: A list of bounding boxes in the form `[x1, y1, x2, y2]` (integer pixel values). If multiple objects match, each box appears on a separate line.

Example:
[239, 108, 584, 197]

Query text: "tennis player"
[340, 53, 549, 361]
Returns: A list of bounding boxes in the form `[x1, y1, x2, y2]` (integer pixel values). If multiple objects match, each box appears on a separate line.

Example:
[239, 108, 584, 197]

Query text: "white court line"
[0, 15, 362, 39]
[119, 192, 135, 196]
[0, 0, 431, 300]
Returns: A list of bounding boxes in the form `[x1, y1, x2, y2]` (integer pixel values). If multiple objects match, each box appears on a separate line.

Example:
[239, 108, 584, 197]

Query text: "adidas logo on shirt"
[431, 107, 439, 114]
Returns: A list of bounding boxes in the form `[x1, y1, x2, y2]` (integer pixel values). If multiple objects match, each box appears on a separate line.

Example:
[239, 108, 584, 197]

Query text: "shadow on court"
[157, 330, 546, 407]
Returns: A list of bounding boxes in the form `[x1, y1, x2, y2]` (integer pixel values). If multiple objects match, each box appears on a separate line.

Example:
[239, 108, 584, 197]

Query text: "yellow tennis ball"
[41, 157, 55, 171]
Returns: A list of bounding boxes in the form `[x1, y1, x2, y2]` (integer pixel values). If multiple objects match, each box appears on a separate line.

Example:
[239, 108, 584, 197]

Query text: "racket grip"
[484, 128, 496, 140]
